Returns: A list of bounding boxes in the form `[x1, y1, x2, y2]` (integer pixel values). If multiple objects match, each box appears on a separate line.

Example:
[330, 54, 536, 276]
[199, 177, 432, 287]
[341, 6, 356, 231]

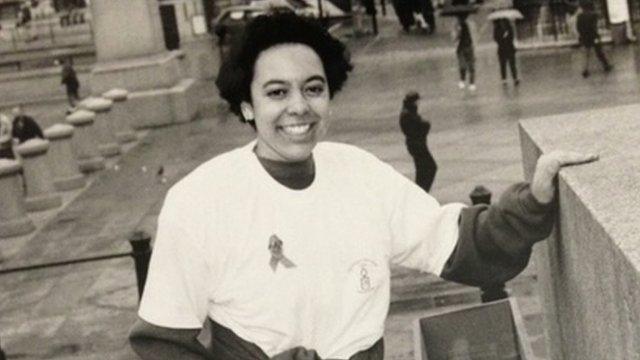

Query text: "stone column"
[65, 110, 106, 173]
[90, 0, 165, 62]
[102, 88, 137, 143]
[79, 97, 121, 157]
[43, 124, 86, 191]
[14, 139, 63, 212]
[0, 159, 35, 238]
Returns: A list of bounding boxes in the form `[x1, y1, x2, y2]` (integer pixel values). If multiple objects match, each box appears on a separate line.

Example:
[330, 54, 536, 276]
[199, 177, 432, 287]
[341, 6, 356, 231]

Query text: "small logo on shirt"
[269, 235, 296, 272]
[349, 259, 381, 293]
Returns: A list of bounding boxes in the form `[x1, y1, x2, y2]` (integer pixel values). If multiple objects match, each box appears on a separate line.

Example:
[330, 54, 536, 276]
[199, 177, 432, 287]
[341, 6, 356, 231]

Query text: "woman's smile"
[242, 43, 330, 162]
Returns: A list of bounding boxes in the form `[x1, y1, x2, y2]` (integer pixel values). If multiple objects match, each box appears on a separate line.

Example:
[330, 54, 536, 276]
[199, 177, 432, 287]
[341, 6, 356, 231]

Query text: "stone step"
[390, 266, 539, 314]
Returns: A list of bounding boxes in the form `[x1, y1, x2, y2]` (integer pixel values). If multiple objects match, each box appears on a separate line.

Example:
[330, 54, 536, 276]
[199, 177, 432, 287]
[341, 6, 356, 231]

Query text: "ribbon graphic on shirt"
[269, 235, 296, 272]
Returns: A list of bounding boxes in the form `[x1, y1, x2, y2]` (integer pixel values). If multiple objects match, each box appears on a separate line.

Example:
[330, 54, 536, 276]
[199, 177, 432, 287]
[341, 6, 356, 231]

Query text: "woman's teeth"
[281, 124, 311, 135]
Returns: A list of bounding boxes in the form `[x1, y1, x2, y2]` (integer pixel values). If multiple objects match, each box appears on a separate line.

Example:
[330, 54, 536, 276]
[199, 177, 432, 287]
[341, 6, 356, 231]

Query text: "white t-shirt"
[139, 141, 464, 358]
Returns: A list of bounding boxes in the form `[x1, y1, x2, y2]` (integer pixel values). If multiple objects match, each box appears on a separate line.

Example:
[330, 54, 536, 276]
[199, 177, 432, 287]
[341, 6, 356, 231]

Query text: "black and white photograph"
[0, 0, 636, 359]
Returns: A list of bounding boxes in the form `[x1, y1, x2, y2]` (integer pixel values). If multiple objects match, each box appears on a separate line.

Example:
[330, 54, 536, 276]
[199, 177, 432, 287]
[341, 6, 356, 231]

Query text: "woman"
[493, 18, 519, 86]
[129, 13, 596, 359]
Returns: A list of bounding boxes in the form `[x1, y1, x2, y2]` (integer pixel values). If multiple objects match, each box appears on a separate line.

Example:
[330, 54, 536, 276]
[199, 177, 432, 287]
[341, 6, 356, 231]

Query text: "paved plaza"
[2, 11, 640, 360]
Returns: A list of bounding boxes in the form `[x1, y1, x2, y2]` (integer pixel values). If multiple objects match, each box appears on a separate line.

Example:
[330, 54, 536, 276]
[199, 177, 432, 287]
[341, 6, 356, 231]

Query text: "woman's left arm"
[440, 151, 597, 287]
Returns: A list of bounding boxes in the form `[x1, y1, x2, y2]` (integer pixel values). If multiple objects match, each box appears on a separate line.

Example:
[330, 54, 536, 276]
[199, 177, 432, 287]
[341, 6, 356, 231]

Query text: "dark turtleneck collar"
[256, 154, 316, 190]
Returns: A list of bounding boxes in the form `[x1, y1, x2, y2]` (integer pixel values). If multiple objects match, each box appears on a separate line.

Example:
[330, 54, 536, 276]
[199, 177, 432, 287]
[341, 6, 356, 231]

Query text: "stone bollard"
[0, 159, 35, 238]
[102, 88, 137, 143]
[14, 139, 62, 212]
[79, 97, 121, 157]
[65, 110, 105, 173]
[44, 124, 86, 191]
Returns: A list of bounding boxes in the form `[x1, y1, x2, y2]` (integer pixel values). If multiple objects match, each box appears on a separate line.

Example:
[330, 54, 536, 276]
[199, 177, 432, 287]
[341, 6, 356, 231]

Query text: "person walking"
[493, 18, 520, 85]
[61, 59, 80, 108]
[392, 0, 416, 32]
[414, 0, 436, 34]
[0, 113, 14, 159]
[400, 91, 437, 192]
[11, 106, 44, 144]
[577, 0, 612, 78]
[454, 13, 476, 91]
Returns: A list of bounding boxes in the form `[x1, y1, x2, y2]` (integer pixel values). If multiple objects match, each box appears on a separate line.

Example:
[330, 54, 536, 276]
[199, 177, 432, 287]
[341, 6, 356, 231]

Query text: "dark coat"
[493, 19, 515, 55]
[577, 11, 599, 46]
[12, 115, 44, 144]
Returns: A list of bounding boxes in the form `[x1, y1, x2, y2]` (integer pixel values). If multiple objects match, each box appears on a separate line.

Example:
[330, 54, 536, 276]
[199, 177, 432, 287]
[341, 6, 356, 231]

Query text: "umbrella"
[487, 8, 523, 20]
[439, 4, 479, 16]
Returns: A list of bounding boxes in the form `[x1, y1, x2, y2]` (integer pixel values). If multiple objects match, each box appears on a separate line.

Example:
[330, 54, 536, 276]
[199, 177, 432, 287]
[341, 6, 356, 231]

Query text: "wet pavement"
[2, 10, 640, 360]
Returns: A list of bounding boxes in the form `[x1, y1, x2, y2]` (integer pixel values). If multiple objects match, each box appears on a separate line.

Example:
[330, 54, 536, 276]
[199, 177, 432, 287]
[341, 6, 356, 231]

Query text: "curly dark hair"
[215, 12, 353, 124]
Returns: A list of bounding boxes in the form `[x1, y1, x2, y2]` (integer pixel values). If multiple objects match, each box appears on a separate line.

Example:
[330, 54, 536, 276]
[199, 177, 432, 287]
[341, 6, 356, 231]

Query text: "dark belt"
[206, 318, 384, 360]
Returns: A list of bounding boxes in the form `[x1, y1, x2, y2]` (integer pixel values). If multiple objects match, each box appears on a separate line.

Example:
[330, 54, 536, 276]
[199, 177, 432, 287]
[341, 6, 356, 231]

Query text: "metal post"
[128, 230, 152, 300]
[469, 185, 509, 303]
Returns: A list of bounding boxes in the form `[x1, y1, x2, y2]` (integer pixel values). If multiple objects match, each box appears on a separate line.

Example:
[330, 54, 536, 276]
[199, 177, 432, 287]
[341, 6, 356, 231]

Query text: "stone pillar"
[519, 104, 640, 360]
[89, 0, 199, 128]
[43, 124, 86, 191]
[65, 110, 106, 173]
[14, 139, 63, 212]
[90, 0, 165, 62]
[79, 97, 121, 158]
[0, 159, 35, 238]
[102, 89, 137, 143]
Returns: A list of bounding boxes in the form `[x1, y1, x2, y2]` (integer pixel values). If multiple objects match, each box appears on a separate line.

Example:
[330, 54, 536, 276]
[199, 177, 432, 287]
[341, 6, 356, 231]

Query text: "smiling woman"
[128, 12, 598, 360]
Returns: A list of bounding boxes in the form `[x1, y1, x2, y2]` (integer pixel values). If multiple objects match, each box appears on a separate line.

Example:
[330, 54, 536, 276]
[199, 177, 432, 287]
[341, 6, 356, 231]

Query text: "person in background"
[11, 106, 43, 144]
[392, 0, 416, 32]
[453, 13, 476, 91]
[400, 91, 437, 192]
[61, 59, 80, 108]
[493, 18, 519, 86]
[0, 113, 14, 159]
[576, 0, 612, 78]
[128, 13, 597, 360]
[414, 0, 436, 34]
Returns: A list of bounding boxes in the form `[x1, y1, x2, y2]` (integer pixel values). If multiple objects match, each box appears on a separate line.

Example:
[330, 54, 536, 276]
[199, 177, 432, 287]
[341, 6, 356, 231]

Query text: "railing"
[0, 230, 154, 358]
[0, 14, 94, 53]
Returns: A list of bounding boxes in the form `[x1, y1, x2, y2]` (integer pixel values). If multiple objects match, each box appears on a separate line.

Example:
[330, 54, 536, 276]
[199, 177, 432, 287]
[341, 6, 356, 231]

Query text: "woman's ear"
[240, 102, 255, 122]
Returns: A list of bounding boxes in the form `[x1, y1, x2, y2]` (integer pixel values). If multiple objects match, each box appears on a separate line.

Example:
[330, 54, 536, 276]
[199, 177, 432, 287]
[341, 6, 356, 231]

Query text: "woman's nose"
[286, 91, 310, 115]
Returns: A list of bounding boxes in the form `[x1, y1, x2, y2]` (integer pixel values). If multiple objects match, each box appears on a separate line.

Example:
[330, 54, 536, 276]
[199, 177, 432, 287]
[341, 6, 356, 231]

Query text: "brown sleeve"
[439, 182, 555, 287]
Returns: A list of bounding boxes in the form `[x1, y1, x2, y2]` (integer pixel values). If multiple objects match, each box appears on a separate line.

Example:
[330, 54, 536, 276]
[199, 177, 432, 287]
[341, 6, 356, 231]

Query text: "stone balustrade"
[0, 159, 35, 238]
[102, 88, 137, 143]
[44, 124, 86, 191]
[79, 97, 121, 157]
[14, 139, 62, 212]
[65, 109, 105, 173]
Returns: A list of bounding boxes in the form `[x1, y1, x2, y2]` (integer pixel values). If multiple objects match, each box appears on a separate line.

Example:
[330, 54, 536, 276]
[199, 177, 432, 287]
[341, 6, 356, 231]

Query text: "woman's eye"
[267, 89, 287, 99]
[304, 85, 325, 97]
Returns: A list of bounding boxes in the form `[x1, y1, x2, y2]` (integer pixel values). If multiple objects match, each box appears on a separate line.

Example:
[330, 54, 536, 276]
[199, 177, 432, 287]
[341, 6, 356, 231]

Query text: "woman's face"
[241, 43, 330, 162]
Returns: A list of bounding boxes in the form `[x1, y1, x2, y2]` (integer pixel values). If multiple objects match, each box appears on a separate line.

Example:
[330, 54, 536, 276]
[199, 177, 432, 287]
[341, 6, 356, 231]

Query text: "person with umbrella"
[489, 10, 522, 86]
